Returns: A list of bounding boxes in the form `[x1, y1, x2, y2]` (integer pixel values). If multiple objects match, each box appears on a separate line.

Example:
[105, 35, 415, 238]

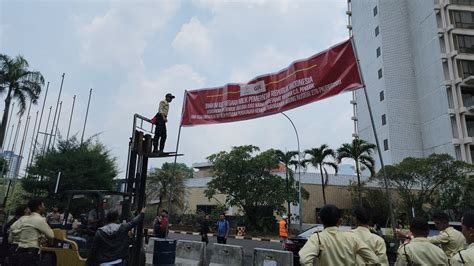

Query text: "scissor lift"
[126, 114, 183, 266]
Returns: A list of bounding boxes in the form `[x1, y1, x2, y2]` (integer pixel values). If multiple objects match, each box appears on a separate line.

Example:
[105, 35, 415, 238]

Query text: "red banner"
[181, 39, 362, 126]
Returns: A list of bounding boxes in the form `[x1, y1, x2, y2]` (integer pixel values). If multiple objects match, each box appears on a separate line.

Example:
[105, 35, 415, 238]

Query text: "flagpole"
[48, 73, 65, 151]
[26, 110, 39, 173]
[42, 106, 53, 155]
[81, 89, 92, 145]
[168, 90, 187, 223]
[351, 37, 396, 232]
[31, 82, 50, 166]
[52, 101, 63, 147]
[66, 95, 76, 142]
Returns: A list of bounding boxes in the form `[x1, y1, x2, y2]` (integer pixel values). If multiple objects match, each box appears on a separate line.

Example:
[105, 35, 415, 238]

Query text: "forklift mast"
[125, 114, 182, 266]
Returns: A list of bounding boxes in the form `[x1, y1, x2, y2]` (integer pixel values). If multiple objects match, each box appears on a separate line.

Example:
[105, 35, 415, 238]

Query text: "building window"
[467, 116, 474, 137]
[381, 114, 386, 125]
[376, 47, 381, 57]
[196, 205, 217, 215]
[373, 6, 378, 16]
[375, 26, 379, 36]
[383, 139, 389, 151]
[378, 68, 383, 79]
[380, 91, 384, 101]
[452, 0, 474, 6]
[456, 35, 474, 53]
[458, 60, 474, 79]
[451, 10, 474, 29]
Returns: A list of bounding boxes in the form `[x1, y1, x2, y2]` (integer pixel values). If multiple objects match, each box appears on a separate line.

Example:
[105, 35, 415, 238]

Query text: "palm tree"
[275, 150, 298, 218]
[0, 54, 44, 147]
[146, 163, 187, 214]
[305, 144, 338, 205]
[337, 138, 376, 206]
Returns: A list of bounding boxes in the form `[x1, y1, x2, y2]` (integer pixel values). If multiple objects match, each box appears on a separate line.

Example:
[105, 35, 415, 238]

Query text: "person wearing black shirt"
[200, 215, 210, 245]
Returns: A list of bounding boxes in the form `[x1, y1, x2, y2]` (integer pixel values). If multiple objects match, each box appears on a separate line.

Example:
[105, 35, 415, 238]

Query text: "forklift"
[39, 114, 182, 266]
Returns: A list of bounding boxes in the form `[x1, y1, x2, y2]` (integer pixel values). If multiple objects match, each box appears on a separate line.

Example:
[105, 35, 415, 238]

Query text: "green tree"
[275, 150, 298, 217]
[337, 138, 376, 206]
[205, 145, 300, 231]
[305, 144, 338, 205]
[379, 154, 473, 219]
[22, 137, 118, 199]
[0, 54, 44, 147]
[146, 163, 189, 214]
[0, 156, 9, 178]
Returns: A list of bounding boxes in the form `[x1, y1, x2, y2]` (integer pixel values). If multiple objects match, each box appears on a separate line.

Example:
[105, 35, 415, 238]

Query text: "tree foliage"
[0, 156, 8, 178]
[377, 153, 473, 219]
[337, 138, 376, 206]
[0, 54, 44, 147]
[22, 137, 118, 199]
[146, 162, 190, 214]
[305, 144, 338, 205]
[205, 145, 304, 231]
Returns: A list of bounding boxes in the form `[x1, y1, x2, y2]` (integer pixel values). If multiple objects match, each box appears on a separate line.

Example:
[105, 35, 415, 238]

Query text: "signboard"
[181, 39, 362, 126]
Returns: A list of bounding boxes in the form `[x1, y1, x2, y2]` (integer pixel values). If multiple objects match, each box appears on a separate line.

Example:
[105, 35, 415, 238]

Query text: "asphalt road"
[166, 232, 283, 265]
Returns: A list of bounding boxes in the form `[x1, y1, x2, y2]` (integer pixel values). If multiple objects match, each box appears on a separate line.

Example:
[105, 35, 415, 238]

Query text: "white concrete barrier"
[208, 243, 244, 266]
[175, 240, 205, 266]
[253, 248, 294, 266]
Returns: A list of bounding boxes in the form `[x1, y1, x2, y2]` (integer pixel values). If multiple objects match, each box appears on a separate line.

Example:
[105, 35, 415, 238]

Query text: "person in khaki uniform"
[428, 211, 466, 257]
[11, 198, 54, 266]
[395, 217, 448, 266]
[450, 210, 474, 265]
[299, 204, 378, 266]
[352, 207, 388, 265]
[152, 93, 174, 153]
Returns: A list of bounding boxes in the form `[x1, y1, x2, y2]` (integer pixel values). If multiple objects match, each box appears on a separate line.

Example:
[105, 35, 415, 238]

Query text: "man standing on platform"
[153, 93, 175, 153]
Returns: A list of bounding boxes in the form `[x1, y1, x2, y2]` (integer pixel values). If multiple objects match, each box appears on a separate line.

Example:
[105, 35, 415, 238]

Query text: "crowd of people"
[0, 198, 146, 266]
[1, 198, 473, 265]
[298, 204, 474, 265]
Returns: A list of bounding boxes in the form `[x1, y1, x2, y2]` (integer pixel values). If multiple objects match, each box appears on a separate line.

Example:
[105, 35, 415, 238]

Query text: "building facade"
[1, 151, 21, 179]
[349, 0, 474, 166]
[184, 172, 390, 224]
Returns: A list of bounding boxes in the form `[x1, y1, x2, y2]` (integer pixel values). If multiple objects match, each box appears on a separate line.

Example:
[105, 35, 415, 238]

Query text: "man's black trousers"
[153, 115, 167, 152]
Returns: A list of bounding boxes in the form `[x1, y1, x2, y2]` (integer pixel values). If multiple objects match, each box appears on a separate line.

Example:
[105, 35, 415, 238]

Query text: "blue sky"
[1, 0, 354, 176]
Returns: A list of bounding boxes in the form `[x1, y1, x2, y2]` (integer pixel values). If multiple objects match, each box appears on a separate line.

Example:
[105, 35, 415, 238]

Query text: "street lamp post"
[281, 112, 302, 232]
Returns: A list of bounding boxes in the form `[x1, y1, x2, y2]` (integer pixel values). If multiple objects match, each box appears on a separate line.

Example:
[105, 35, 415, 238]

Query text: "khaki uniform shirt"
[158, 100, 169, 118]
[428, 226, 466, 257]
[450, 243, 474, 266]
[12, 212, 54, 249]
[8, 216, 27, 244]
[299, 226, 378, 266]
[395, 237, 448, 266]
[353, 226, 389, 265]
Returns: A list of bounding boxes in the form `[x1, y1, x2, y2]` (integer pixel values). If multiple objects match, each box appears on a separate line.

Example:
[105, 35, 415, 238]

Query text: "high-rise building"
[1, 151, 22, 178]
[348, 0, 474, 167]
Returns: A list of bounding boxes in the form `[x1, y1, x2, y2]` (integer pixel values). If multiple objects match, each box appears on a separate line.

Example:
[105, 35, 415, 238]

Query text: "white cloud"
[172, 17, 212, 59]
[100, 64, 205, 171]
[77, 0, 180, 69]
[229, 45, 313, 83]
